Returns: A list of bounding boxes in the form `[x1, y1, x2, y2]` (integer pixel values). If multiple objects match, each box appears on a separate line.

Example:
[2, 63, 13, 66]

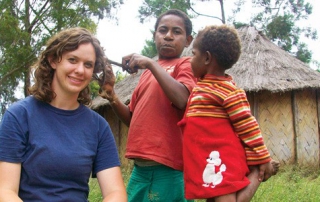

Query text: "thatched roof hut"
[182, 26, 320, 92]
[91, 26, 320, 167]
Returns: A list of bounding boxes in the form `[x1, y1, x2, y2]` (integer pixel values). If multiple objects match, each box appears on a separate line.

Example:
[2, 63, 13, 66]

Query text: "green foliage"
[233, 21, 249, 29]
[266, 14, 295, 50]
[138, 0, 193, 23]
[115, 70, 127, 83]
[141, 38, 157, 58]
[0, 0, 123, 116]
[296, 42, 312, 64]
[231, 0, 318, 64]
[251, 164, 320, 202]
[89, 80, 101, 100]
[88, 178, 104, 202]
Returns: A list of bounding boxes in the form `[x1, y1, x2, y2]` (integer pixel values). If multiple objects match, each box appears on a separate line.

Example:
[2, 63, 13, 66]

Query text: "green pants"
[127, 164, 194, 202]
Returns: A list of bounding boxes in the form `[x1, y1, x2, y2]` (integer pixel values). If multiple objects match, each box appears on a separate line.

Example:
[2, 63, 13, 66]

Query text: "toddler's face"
[190, 36, 207, 78]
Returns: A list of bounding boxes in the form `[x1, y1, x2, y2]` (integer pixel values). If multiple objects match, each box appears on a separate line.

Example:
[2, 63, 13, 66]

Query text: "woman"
[0, 27, 127, 201]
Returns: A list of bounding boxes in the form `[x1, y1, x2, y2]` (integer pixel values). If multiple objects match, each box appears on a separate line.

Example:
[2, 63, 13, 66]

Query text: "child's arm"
[99, 63, 132, 126]
[224, 89, 273, 180]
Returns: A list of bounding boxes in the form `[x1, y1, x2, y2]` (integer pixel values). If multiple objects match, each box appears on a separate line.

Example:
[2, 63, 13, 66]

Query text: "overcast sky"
[96, 0, 320, 71]
[13, 0, 320, 99]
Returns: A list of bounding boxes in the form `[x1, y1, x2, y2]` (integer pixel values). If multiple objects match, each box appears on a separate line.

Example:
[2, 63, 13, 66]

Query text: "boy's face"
[154, 14, 192, 59]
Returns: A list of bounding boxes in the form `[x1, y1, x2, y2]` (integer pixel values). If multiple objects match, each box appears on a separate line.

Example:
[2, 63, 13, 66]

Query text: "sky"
[12, 0, 320, 99]
[96, 0, 320, 71]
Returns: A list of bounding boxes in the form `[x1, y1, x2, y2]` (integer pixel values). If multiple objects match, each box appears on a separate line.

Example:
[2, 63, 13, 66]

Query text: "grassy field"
[88, 164, 320, 202]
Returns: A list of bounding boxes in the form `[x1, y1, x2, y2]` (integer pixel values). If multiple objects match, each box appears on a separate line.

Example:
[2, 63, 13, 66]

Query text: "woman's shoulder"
[81, 105, 108, 124]
[7, 96, 39, 112]
[3, 96, 42, 125]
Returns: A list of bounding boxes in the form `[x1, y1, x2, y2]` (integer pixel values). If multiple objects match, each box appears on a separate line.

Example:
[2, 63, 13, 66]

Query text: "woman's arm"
[0, 161, 23, 202]
[97, 167, 127, 202]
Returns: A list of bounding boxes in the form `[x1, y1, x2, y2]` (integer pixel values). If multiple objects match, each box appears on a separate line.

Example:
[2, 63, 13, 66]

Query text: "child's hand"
[99, 63, 117, 102]
[122, 53, 154, 72]
[258, 161, 273, 182]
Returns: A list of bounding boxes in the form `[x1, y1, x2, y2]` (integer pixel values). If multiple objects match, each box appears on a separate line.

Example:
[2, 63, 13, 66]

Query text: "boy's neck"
[158, 56, 181, 60]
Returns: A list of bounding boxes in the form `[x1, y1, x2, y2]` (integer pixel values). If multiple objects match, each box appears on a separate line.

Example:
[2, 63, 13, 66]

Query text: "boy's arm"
[123, 54, 192, 109]
[148, 59, 191, 109]
[99, 64, 132, 127]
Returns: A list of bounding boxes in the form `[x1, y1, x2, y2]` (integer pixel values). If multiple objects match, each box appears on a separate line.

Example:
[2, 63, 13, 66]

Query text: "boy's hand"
[122, 53, 154, 72]
[258, 161, 273, 182]
[99, 63, 117, 102]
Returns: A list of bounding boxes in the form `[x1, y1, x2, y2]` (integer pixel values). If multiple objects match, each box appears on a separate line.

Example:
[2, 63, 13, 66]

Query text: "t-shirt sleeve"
[224, 89, 271, 165]
[92, 116, 120, 177]
[0, 108, 28, 163]
[173, 57, 197, 93]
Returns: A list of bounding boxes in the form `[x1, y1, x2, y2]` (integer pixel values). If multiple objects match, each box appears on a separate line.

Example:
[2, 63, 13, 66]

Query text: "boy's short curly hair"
[154, 9, 192, 36]
[196, 25, 241, 70]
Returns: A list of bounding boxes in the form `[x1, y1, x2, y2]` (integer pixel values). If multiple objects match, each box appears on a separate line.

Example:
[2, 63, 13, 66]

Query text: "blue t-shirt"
[0, 96, 120, 201]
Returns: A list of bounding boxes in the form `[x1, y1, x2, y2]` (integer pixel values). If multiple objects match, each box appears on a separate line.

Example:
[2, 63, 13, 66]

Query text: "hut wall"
[253, 91, 295, 164]
[293, 89, 319, 166]
[247, 89, 319, 166]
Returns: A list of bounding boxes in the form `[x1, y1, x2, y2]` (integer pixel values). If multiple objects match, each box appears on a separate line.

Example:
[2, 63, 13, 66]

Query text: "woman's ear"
[205, 51, 212, 65]
[48, 56, 56, 69]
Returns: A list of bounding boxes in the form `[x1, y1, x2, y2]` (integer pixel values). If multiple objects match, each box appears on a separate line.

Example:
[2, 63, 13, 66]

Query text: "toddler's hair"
[197, 25, 241, 69]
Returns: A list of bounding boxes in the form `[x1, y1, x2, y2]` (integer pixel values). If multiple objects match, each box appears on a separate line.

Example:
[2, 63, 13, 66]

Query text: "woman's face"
[50, 43, 96, 97]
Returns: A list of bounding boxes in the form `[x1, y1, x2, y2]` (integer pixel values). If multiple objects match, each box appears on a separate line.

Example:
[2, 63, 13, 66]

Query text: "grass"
[251, 164, 320, 202]
[88, 164, 320, 202]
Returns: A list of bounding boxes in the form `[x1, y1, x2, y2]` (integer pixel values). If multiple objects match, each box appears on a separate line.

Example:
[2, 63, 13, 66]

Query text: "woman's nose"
[75, 63, 85, 74]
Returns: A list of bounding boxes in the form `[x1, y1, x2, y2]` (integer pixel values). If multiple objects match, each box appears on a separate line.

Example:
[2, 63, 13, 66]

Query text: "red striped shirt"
[186, 74, 271, 165]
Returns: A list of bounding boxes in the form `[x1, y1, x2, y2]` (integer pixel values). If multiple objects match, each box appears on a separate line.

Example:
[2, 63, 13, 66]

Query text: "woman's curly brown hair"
[29, 27, 107, 105]
[196, 24, 241, 70]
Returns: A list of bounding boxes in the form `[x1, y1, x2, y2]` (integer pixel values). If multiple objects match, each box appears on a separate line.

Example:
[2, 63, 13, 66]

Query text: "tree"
[230, 0, 317, 64]
[0, 0, 123, 116]
[141, 38, 158, 58]
[138, 0, 317, 65]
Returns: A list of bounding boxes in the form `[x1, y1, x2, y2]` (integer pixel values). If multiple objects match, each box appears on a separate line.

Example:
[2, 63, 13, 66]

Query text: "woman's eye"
[68, 58, 76, 63]
[85, 62, 94, 68]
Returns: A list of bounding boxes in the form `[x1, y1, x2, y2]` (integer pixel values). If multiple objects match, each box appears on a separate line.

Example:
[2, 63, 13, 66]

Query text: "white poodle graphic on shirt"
[202, 151, 226, 188]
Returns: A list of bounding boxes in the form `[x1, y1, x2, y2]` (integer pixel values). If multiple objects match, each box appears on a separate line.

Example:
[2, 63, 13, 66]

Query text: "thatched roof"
[182, 26, 320, 93]
[91, 26, 320, 109]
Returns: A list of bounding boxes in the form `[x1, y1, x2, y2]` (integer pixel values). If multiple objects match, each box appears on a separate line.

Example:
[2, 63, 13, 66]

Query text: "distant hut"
[91, 26, 320, 167]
